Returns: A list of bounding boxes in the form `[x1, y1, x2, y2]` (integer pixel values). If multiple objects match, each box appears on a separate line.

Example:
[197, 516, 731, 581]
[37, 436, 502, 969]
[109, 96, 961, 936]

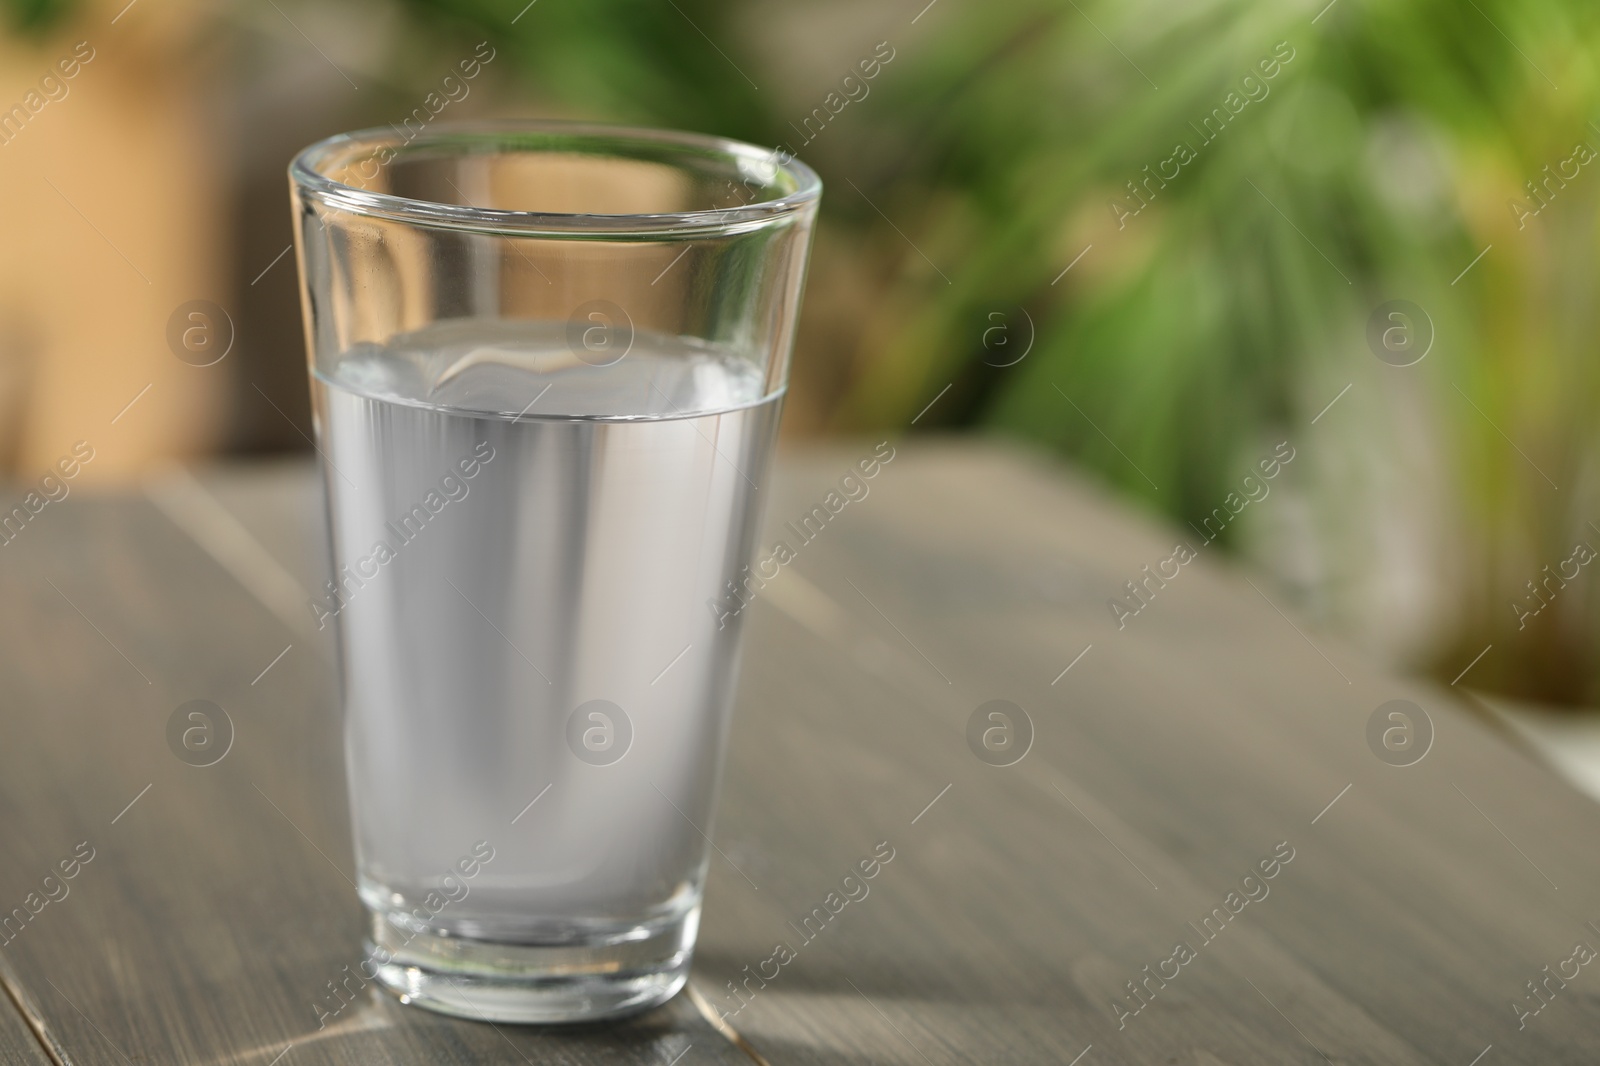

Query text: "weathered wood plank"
[9, 443, 1600, 1065]
[0, 969, 55, 1066]
[0, 476, 746, 1065]
[685, 441, 1600, 1064]
[194, 448, 1600, 1063]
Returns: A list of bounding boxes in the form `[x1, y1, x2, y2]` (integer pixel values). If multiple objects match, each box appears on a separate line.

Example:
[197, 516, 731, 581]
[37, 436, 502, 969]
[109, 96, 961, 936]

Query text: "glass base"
[366, 905, 698, 1024]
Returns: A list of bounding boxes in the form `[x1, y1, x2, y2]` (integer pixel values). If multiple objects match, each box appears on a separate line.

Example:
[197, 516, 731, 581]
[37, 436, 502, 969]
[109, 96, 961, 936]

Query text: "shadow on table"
[241, 987, 711, 1064]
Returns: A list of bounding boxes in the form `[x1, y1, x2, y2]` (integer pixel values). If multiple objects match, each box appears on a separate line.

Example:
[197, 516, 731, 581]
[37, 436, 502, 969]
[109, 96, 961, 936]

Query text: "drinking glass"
[288, 121, 819, 1023]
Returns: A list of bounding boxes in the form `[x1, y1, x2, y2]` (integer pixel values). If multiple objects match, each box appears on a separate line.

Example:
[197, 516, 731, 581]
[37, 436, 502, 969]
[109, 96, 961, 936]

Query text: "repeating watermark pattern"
[0, 40, 96, 148]
[1365, 699, 1433, 767]
[310, 442, 496, 629]
[0, 842, 95, 947]
[566, 300, 633, 366]
[1109, 441, 1295, 629]
[1510, 140, 1598, 229]
[1112, 841, 1296, 1030]
[708, 442, 896, 629]
[1110, 41, 1297, 230]
[714, 841, 896, 1020]
[313, 840, 495, 1028]
[1366, 300, 1433, 367]
[1511, 922, 1600, 1030]
[1513, 538, 1595, 631]
[965, 699, 1034, 766]
[980, 308, 1035, 367]
[566, 699, 632, 765]
[0, 441, 96, 547]
[166, 300, 235, 367]
[166, 700, 234, 767]
[0, 4, 1577, 1062]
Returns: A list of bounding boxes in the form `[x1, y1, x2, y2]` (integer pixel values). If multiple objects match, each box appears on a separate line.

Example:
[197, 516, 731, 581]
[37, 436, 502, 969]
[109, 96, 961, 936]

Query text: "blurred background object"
[0, 0, 228, 479]
[4, 0, 1600, 708]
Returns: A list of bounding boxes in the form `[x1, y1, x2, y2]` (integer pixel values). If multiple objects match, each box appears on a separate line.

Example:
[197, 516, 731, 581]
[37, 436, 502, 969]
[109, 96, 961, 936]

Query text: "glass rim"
[289, 119, 823, 238]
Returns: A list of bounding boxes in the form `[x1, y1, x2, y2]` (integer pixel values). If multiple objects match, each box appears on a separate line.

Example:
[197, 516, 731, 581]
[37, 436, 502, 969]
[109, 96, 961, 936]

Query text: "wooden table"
[1, 442, 1597, 1064]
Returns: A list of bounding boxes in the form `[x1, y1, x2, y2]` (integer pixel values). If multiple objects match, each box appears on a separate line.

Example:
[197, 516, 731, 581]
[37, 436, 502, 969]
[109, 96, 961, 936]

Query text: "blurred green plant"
[399, 0, 1600, 706]
[395, 0, 769, 141]
[28, 0, 1599, 703]
[2, 0, 75, 33]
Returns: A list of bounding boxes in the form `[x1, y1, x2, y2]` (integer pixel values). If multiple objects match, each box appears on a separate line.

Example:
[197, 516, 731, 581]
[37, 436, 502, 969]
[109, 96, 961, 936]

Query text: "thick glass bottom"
[366, 905, 698, 1024]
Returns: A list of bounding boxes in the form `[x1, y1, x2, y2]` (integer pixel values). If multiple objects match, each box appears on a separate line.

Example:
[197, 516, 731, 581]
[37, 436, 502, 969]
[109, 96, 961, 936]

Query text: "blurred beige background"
[0, 0, 227, 480]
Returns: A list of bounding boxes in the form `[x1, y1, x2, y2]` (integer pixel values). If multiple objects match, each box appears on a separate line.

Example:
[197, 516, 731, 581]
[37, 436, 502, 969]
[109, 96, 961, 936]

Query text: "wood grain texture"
[3, 444, 1599, 1065]
[688, 441, 1600, 1065]
[0, 967, 54, 1066]
[0, 469, 745, 1065]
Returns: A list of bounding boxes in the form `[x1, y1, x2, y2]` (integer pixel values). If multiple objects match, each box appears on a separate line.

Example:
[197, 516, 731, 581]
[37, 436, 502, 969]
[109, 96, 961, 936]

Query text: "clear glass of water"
[288, 122, 819, 1023]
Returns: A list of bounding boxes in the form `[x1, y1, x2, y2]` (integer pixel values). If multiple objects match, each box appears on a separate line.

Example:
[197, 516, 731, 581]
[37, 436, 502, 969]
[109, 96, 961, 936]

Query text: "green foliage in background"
[25, 0, 1597, 702]
[2, 0, 75, 33]
[404, 0, 1600, 704]
[393, 0, 1600, 701]
[396, 0, 769, 142]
